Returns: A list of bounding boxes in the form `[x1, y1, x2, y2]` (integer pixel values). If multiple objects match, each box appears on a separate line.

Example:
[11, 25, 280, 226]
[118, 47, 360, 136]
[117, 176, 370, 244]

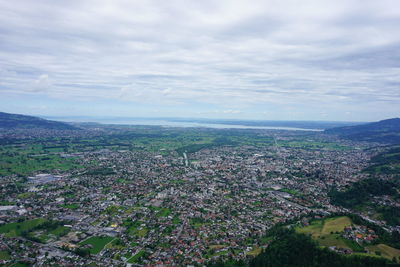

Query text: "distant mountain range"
[325, 118, 400, 144]
[0, 112, 78, 130]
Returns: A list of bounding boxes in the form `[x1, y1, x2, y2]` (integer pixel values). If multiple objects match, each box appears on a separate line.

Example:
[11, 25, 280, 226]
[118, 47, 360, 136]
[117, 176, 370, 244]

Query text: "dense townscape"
[1, 119, 400, 266]
[1, 0, 400, 265]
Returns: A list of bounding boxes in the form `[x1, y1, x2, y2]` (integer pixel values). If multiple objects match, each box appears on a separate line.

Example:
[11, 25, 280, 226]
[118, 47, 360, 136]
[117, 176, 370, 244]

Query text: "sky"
[0, 0, 399, 122]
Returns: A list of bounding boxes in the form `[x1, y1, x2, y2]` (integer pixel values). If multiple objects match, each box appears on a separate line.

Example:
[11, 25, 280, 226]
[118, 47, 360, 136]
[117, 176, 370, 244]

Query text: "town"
[0, 125, 398, 266]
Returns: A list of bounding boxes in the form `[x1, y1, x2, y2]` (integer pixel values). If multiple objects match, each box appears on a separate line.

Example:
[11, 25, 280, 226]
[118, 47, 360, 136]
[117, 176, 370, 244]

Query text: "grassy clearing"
[0, 149, 81, 176]
[172, 216, 181, 224]
[279, 188, 302, 196]
[39, 225, 70, 242]
[296, 216, 358, 252]
[137, 228, 148, 237]
[343, 238, 364, 252]
[247, 247, 263, 256]
[105, 238, 125, 250]
[148, 206, 172, 217]
[367, 244, 400, 260]
[48, 225, 69, 236]
[0, 218, 46, 237]
[127, 250, 146, 263]
[190, 217, 209, 228]
[0, 218, 69, 244]
[296, 220, 323, 238]
[210, 244, 227, 250]
[295, 216, 400, 259]
[0, 250, 11, 260]
[124, 220, 148, 237]
[321, 216, 352, 235]
[79, 236, 114, 254]
[60, 203, 79, 209]
[17, 192, 34, 199]
[156, 208, 171, 217]
[317, 234, 349, 248]
[10, 263, 28, 267]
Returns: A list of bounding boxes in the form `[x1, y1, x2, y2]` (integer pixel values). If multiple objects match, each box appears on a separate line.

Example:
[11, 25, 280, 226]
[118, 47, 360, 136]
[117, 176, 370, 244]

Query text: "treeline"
[210, 228, 397, 267]
[329, 178, 398, 208]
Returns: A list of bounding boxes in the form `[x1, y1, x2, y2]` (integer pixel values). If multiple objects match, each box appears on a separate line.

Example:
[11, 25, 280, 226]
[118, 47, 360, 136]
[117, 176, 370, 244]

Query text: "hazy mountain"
[325, 118, 400, 144]
[0, 112, 78, 130]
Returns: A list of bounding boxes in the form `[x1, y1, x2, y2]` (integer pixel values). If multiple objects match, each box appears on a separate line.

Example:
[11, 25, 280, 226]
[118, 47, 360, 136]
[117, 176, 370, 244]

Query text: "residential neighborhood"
[1, 125, 396, 266]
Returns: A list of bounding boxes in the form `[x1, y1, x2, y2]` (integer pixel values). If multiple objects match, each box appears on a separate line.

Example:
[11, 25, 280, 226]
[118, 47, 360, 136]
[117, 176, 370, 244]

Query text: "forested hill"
[325, 118, 400, 144]
[0, 112, 78, 130]
[210, 227, 397, 267]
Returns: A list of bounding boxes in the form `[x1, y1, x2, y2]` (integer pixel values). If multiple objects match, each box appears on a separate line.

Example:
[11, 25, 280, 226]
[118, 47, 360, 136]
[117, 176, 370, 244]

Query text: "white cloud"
[0, 0, 399, 120]
[31, 74, 52, 92]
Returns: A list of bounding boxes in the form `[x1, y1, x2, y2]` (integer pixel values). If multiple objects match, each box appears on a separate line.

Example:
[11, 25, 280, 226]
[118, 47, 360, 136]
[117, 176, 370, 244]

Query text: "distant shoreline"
[42, 116, 360, 131]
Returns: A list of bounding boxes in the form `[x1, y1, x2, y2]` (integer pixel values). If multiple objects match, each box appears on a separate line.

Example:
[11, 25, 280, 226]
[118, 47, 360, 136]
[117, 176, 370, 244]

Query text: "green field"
[279, 188, 302, 196]
[296, 216, 400, 259]
[60, 203, 79, 210]
[156, 208, 172, 217]
[190, 217, 209, 228]
[136, 228, 148, 237]
[296, 219, 324, 238]
[29, 225, 70, 243]
[0, 218, 69, 244]
[123, 220, 148, 238]
[297, 216, 352, 237]
[127, 250, 146, 263]
[172, 216, 181, 224]
[104, 238, 126, 251]
[10, 263, 28, 267]
[296, 216, 357, 251]
[366, 244, 400, 260]
[79, 236, 115, 254]
[321, 216, 352, 234]
[0, 250, 11, 260]
[0, 218, 46, 237]
[246, 247, 263, 256]
[0, 145, 82, 176]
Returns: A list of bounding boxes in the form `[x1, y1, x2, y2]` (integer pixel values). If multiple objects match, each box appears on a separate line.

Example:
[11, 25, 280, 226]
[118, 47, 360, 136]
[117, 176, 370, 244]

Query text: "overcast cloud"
[0, 0, 399, 121]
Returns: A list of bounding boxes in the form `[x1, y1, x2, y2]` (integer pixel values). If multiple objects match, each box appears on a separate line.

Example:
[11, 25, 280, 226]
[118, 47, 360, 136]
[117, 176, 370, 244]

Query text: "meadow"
[79, 236, 115, 254]
[296, 216, 400, 260]
[0, 218, 47, 237]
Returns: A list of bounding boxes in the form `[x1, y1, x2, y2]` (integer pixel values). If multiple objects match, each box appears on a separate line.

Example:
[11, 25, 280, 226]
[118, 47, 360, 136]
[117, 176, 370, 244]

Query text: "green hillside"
[325, 118, 400, 144]
[0, 111, 78, 130]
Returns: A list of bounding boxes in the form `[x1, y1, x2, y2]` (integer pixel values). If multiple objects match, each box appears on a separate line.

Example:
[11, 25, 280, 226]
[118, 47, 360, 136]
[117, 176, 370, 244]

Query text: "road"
[183, 152, 189, 167]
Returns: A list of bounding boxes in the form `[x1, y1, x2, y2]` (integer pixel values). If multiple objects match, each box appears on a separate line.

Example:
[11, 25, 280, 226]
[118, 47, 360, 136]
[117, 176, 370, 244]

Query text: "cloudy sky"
[0, 0, 399, 121]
